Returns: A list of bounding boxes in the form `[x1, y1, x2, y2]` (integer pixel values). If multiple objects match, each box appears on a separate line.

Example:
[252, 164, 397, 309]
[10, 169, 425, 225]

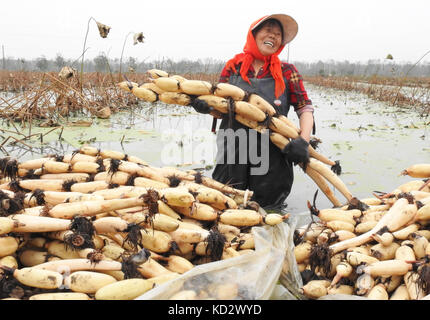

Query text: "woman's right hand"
[191, 98, 213, 114]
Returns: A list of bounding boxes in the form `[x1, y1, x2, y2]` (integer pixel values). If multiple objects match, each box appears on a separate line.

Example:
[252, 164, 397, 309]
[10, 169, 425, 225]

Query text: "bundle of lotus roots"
[293, 163, 430, 300]
[0, 147, 289, 300]
[117, 69, 356, 209]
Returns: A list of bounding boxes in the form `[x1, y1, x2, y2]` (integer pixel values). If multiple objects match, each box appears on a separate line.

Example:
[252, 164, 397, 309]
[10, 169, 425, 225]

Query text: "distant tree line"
[0, 54, 226, 75]
[293, 59, 430, 78]
[1, 53, 430, 77]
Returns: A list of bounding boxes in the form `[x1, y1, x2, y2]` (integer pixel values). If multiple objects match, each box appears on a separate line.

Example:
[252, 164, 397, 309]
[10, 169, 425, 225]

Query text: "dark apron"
[212, 65, 294, 209]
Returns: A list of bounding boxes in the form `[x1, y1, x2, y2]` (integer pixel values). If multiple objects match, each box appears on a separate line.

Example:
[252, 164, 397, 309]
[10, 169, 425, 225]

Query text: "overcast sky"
[1, 0, 429, 64]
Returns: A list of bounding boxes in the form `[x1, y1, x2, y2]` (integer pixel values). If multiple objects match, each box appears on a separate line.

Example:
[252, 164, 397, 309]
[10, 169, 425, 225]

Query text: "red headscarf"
[224, 16, 286, 98]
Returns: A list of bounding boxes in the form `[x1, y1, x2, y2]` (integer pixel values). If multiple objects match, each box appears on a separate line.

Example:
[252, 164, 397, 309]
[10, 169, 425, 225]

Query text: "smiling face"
[253, 20, 283, 56]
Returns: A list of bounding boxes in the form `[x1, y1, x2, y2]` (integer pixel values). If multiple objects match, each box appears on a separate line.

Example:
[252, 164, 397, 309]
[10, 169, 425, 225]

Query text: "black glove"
[282, 136, 310, 166]
[191, 98, 213, 114]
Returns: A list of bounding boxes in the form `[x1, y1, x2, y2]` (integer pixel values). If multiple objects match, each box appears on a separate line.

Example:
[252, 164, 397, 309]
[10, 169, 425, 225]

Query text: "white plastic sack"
[136, 222, 290, 300]
[277, 213, 306, 300]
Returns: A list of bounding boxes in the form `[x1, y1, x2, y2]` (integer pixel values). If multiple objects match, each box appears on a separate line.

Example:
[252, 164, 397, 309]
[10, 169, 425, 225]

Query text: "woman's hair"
[251, 18, 284, 42]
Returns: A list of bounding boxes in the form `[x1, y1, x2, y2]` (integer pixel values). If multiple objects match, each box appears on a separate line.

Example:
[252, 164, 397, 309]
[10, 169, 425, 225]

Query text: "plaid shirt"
[219, 62, 313, 116]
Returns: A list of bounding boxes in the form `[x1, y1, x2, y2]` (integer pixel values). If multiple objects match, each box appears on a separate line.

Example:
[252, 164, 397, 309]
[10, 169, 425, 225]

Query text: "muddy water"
[1, 84, 429, 219]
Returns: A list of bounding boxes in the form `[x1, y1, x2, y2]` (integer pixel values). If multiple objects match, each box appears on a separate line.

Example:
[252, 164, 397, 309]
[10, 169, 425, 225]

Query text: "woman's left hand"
[282, 136, 310, 167]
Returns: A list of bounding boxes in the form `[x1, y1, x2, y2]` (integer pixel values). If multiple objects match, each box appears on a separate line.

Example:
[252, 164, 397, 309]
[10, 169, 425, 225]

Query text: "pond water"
[0, 83, 429, 220]
[287, 85, 428, 224]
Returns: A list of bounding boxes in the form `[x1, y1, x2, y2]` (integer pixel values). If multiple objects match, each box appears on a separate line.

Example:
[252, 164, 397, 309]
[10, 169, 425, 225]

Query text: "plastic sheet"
[277, 212, 309, 300]
[136, 222, 290, 300]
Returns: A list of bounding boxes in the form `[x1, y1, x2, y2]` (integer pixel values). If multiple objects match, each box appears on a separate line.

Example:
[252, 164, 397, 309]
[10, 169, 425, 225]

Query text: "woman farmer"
[192, 14, 314, 209]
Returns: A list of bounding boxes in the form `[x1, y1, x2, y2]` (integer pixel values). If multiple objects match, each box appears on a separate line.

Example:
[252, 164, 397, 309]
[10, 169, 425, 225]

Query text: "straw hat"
[252, 14, 298, 46]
